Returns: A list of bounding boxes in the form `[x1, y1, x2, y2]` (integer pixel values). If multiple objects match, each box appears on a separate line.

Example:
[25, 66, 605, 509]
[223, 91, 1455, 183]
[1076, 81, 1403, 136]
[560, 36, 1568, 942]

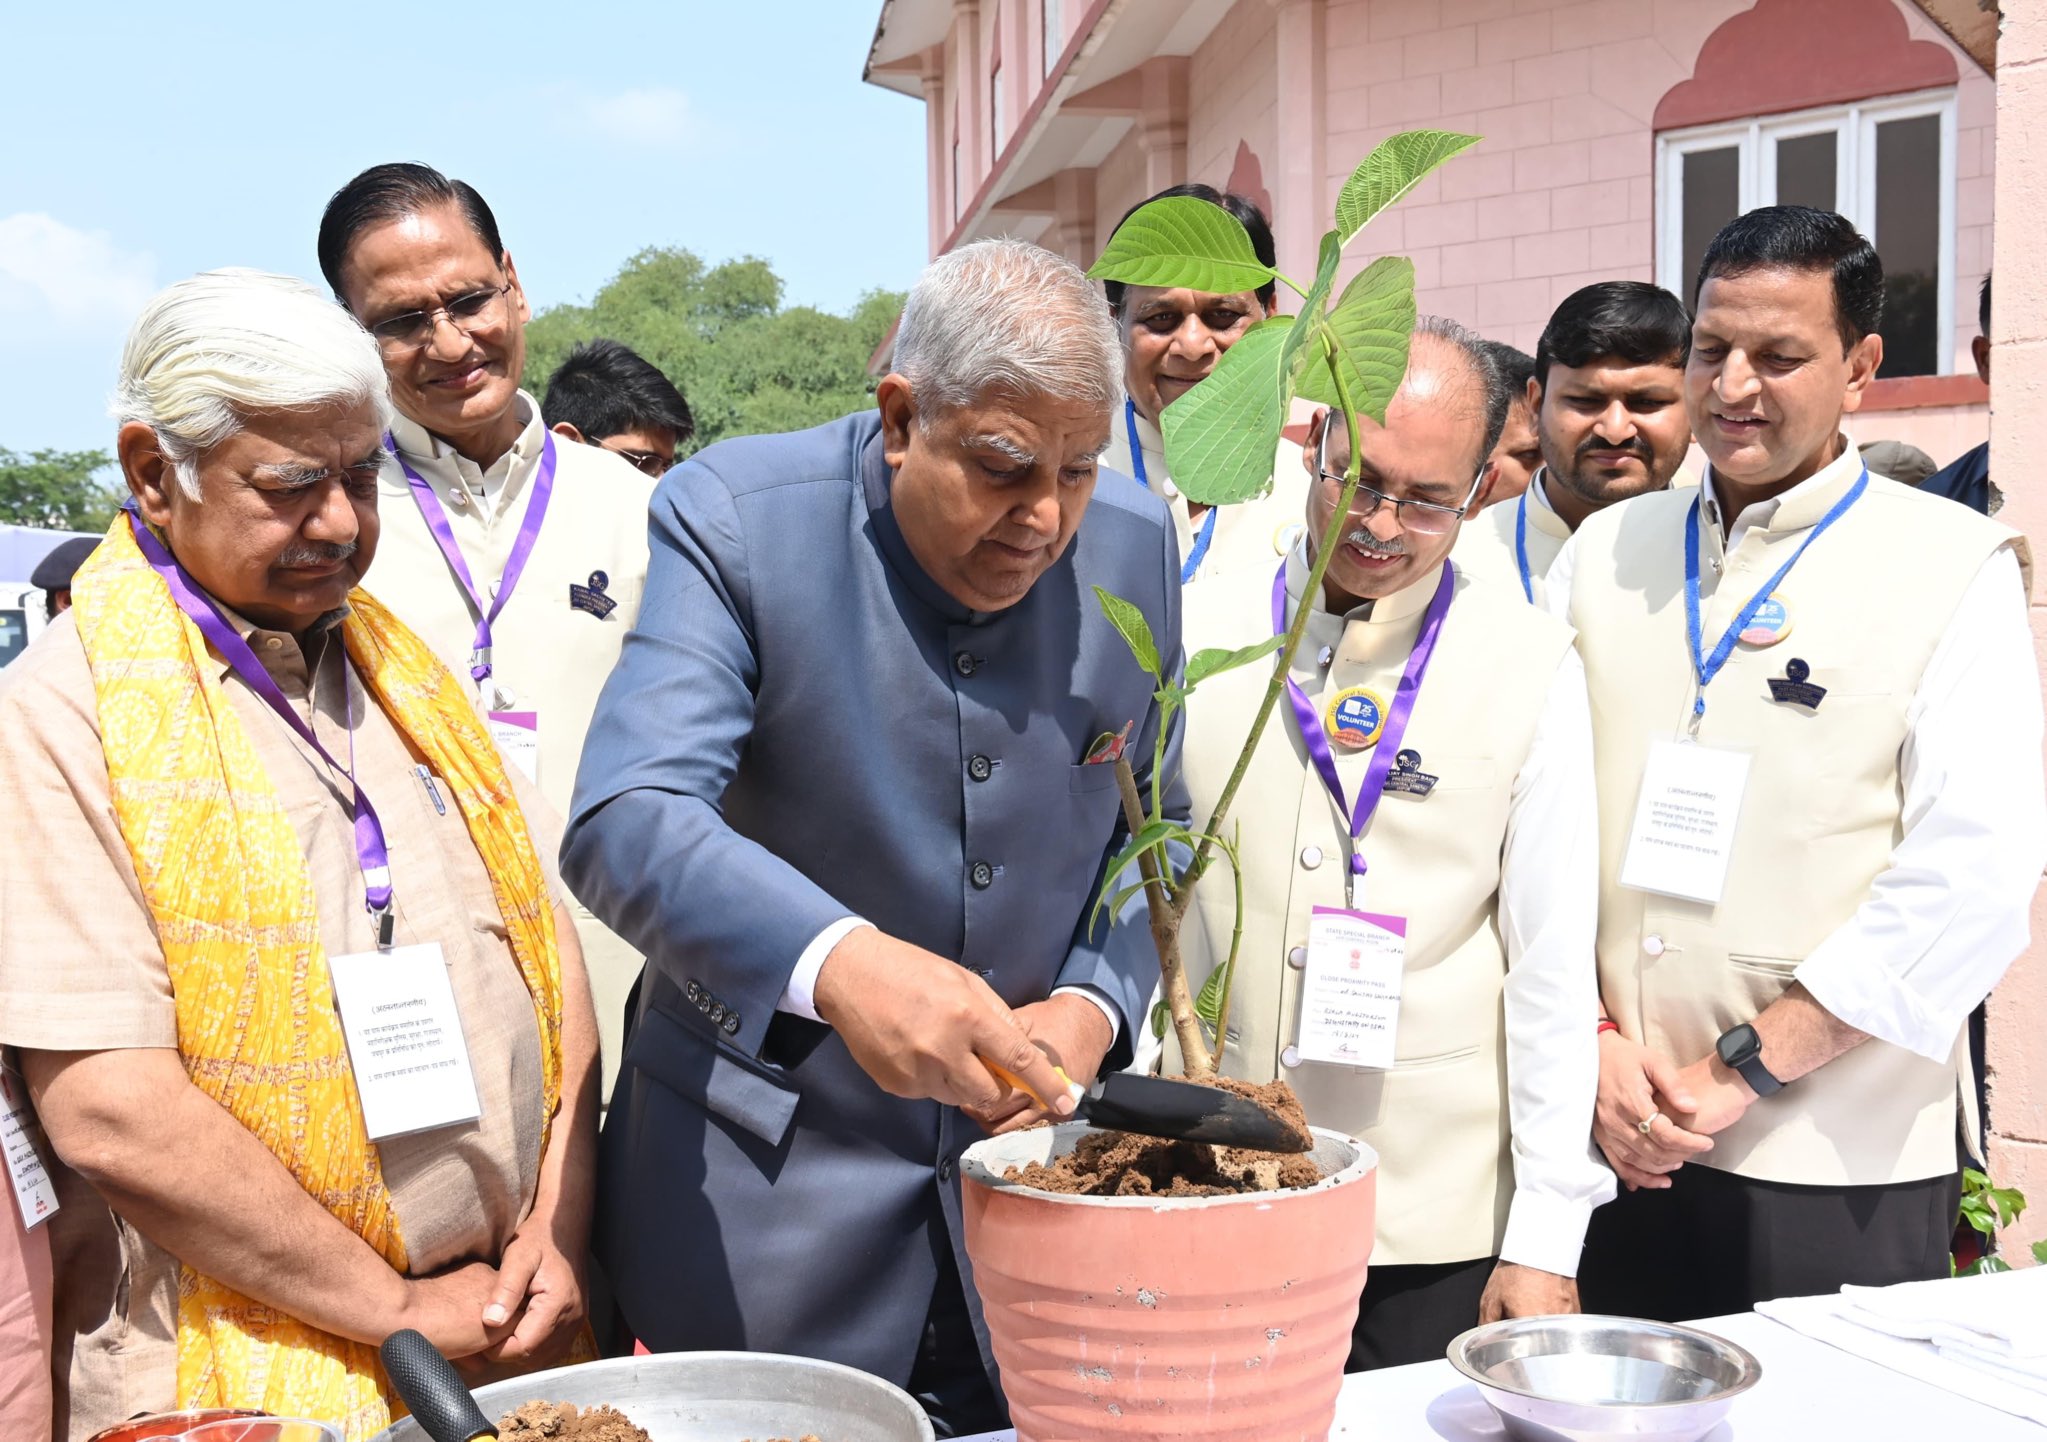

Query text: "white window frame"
[1043, 0, 1064, 80]
[1656, 88, 1958, 374]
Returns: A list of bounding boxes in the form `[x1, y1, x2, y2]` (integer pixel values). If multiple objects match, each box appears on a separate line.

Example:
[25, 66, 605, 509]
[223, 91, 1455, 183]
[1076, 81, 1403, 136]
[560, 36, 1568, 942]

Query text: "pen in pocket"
[414, 764, 446, 815]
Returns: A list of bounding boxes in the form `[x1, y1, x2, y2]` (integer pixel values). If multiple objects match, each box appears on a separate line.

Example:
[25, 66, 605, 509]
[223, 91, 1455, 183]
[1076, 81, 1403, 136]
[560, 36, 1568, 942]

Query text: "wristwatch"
[1716, 1022, 1784, 1097]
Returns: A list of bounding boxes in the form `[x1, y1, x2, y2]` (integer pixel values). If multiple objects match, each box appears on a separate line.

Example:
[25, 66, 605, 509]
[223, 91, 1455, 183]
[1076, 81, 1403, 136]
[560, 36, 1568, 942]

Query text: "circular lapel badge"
[1324, 686, 1387, 750]
[1274, 522, 1305, 556]
[1739, 597, 1793, 646]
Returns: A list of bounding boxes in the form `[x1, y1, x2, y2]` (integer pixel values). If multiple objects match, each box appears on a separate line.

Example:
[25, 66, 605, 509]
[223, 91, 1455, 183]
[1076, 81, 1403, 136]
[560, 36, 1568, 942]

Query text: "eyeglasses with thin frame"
[366, 283, 514, 350]
[1313, 426, 1483, 537]
[599, 441, 676, 479]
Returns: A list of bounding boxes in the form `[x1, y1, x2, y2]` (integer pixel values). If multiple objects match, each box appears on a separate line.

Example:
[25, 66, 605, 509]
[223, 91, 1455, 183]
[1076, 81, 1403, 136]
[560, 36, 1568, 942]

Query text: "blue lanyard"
[1126, 398, 1216, 584]
[1684, 467, 1868, 720]
[1513, 487, 1534, 603]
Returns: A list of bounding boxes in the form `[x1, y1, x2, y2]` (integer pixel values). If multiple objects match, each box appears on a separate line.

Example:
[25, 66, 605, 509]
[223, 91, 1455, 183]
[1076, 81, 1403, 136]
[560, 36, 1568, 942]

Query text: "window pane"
[1874, 114, 1941, 377]
[992, 62, 1005, 163]
[1682, 147, 1740, 298]
[1044, 0, 1063, 78]
[1775, 131, 1837, 211]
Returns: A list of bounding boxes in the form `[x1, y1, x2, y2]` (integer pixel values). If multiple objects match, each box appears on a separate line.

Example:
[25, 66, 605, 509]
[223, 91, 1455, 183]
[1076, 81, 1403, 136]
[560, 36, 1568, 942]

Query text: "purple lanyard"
[390, 428, 557, 682]
[127, 510, 397, 947]
[1272, 556, 1455, 907]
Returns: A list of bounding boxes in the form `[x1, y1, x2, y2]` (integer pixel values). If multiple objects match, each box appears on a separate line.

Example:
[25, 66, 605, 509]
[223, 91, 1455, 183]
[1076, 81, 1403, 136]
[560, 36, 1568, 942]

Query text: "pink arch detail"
[1655, 0, 1959, 133]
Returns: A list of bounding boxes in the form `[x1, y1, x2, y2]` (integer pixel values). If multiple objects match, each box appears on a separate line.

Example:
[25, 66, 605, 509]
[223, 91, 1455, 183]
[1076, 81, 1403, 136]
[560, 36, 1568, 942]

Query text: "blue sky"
[0, 1, 929, 456]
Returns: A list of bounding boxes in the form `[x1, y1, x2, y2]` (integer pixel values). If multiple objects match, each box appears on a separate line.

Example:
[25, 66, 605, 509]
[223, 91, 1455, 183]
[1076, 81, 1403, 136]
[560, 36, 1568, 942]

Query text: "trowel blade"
[1082, 1073, 1312, 1153]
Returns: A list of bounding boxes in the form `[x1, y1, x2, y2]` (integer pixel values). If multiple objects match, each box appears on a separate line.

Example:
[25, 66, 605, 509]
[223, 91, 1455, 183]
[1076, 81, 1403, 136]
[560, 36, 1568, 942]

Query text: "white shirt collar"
[1701, 435, 1863, 553]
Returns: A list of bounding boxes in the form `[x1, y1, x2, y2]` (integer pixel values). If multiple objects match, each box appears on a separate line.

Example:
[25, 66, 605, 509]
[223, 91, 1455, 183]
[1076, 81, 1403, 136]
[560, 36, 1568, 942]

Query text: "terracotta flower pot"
[962, 1124, 1376, 1442]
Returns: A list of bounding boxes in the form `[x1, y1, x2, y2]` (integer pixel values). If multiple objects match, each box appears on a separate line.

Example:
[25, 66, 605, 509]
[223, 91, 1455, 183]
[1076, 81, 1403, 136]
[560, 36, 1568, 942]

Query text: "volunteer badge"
[1739, 596, 1792, 646]
[1325, 685, 1387, 750]
[570, 569, 618, 619]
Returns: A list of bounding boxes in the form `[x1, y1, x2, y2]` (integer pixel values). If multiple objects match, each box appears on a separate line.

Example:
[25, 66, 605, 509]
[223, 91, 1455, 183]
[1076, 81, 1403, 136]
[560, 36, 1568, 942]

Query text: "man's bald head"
[1301, 316, 1508, 607]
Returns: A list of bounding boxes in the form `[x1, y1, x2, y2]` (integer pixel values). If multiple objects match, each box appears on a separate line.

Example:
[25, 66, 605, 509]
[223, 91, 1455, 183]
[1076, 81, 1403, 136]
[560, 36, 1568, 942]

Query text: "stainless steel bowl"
[369, 1351, 934, 1442]
[1446, 1315, 1762, 1442]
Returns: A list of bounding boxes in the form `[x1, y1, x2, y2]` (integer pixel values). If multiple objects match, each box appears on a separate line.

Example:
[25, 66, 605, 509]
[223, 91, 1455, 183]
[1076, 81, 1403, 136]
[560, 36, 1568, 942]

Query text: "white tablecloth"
[958, 1311, 2044, 1440]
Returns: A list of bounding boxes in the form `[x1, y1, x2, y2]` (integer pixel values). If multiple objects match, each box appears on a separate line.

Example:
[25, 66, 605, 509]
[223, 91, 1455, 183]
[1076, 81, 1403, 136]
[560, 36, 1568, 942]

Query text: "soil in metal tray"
[495, 1400, 653, 1442]
[1005, 1078, 1323, 1197]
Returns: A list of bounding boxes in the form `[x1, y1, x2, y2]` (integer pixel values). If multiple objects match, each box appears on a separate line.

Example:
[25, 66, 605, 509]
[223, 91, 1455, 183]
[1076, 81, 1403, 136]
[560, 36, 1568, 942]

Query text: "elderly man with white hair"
[0, 269, 598, 1441]
[569, 237, 1187, 1436]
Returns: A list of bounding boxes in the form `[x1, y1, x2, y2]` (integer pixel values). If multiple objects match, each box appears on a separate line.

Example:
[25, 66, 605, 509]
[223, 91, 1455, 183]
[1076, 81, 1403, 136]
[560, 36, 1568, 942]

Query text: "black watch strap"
[1717, 1023, 1783, 1097]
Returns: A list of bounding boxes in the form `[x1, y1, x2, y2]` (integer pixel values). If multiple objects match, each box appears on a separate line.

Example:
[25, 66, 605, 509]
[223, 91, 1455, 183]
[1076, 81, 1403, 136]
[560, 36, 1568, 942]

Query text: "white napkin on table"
[1757, 1269, 2047, 1425]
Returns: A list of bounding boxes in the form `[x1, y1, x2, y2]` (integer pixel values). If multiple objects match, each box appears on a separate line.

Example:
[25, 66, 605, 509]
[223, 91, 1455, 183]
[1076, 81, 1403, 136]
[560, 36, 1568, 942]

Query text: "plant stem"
[1172, 370, 1369, 923]
[1209, 828, 1246, 1072]
[1114, 754, 1211, 1081]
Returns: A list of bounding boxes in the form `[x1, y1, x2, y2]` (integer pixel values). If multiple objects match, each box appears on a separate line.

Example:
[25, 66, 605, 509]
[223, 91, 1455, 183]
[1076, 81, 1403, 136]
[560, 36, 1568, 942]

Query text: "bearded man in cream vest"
[1100, 184, 1308, 586]
[1550, 207, 2046, 1321]
[317, 163, 656, 1101]
[1174, 318, 1613, 1369]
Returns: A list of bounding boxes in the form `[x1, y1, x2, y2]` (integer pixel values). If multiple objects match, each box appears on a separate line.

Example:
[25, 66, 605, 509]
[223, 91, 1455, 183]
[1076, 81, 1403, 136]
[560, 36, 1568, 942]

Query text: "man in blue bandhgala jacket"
[563, 237, 1188, 1438]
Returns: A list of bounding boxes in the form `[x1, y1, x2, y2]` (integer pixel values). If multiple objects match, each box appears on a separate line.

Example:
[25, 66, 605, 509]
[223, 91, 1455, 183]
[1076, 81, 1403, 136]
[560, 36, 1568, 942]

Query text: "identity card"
[328, 943, 482, 1140]
[1618, 738, 1751, 905]
[1296, 906, 1407, 1070]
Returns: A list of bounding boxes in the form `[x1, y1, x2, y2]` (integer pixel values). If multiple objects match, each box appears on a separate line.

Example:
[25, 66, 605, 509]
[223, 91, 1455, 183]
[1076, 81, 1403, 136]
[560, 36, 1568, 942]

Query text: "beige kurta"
[0, 608, 564, 1441]
[370, 394, 652, 1098]
[1456, 468, 1574, 607]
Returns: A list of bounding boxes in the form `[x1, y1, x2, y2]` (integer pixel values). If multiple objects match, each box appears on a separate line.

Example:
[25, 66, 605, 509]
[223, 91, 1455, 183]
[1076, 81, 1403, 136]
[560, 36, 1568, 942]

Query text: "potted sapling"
[958, 130, 1483, 1442]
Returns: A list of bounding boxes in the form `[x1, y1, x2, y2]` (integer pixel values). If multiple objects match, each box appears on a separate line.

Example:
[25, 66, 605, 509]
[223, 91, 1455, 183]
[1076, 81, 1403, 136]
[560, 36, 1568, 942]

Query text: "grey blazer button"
[954, 650, 979, 677]
[721, 1012, 741, 1036]
[968, 753, 994, 782]
[969, 860, 995, 890]
[938, 1157, 954, 1182]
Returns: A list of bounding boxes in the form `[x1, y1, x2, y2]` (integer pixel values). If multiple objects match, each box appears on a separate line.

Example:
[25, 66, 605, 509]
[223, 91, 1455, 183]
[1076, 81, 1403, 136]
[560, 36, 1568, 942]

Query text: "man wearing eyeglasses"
[1169, 317, 1610, 1369]
[317, 162, 657, 1102]
[543, 339, 695, 479]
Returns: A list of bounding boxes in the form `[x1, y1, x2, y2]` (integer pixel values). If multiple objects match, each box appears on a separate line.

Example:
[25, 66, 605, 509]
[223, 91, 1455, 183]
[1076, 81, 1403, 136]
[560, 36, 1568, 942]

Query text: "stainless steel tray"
[369, 1351, 934, 1442]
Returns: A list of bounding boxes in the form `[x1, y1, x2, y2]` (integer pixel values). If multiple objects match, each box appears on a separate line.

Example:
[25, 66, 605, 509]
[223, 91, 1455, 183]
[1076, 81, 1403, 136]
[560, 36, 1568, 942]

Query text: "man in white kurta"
[1553, 206, 2044, 1319]
[1174, 319, 1612, 1369]
[1458, 282, 1693, 607]
[317, 162, 655, 1098]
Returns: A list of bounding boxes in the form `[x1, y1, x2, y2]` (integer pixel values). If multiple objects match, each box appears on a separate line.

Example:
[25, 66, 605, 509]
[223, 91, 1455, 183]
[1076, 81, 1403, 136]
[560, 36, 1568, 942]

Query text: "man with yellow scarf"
[0, 269, 598, 1442]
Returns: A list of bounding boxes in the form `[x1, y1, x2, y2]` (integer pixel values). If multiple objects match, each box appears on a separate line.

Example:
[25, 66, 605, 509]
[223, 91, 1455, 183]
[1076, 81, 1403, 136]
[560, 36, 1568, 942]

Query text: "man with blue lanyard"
[1172, 317, 1612, 1368]
[1458, 282, 1692, 607]
[1100, 184, 1308, 587]
[1551, 207, 2045, 1320]
[317, 163, 657, 1103]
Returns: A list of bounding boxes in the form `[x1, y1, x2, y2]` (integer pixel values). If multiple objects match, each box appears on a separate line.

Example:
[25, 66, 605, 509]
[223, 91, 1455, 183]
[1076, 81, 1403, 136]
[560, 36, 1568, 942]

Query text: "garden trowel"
[985, 1061, 1311, 1153]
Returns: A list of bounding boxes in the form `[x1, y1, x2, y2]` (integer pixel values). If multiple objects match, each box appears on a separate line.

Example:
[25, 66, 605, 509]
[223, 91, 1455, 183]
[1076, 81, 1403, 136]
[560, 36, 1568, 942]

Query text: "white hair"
[112, 267, 392, 500]
[893, 237, 1122, 422]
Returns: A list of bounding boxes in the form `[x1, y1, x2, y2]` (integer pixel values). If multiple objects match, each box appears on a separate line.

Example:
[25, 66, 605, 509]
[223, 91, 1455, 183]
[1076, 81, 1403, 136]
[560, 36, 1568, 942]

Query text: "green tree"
[521, 248, 903, 458]
[0, 447, 123, 531]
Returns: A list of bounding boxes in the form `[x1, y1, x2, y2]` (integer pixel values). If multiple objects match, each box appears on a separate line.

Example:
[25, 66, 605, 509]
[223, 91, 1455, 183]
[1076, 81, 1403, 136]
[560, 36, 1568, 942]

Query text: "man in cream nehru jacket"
[1173, 318, 1611, 1369]
[1458, 282, 1692, 608]
[318, 163, 654, 1098]
[1552, 206, 2045, 1319]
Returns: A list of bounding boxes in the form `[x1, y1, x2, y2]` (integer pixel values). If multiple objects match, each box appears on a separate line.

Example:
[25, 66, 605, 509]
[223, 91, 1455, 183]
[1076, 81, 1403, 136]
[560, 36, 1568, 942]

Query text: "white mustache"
[1344, 529, 1405, 556]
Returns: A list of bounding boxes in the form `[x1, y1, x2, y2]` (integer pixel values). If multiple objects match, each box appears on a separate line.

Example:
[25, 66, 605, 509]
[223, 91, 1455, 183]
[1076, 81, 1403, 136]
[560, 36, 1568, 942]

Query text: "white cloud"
[0, 214, 155, 323]
[543, 84, 698, 149]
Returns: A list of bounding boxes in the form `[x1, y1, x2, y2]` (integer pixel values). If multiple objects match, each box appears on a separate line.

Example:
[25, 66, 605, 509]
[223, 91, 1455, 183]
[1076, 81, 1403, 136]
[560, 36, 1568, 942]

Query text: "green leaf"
[1277, 231, 1344, 396]
[1185, 636, 1285, 690]
[1992, 1187, 2026, 1228]
[1150, 998, 1170, 1041]
[1087, 195, 1278, 296]
[1088, 819, 1188, 931]
[1093, 585, 1160, 678]
[2032, 1239, 2047, 1265]
[1334, 130, 1484, 247]
[1194, 961, 1229, 1032]
[1160, 317, 1293, 506]
[1294, 257, 1418, 427]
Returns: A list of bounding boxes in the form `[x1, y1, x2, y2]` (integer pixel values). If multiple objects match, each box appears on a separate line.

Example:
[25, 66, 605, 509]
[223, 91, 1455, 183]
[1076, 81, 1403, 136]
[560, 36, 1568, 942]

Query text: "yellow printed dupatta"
[70, 517, 565, 1439]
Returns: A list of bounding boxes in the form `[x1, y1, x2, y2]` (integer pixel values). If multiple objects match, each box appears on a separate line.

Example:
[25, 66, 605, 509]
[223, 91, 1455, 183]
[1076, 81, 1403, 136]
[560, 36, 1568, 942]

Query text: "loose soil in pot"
[1004, 1078, 1322, 1197]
